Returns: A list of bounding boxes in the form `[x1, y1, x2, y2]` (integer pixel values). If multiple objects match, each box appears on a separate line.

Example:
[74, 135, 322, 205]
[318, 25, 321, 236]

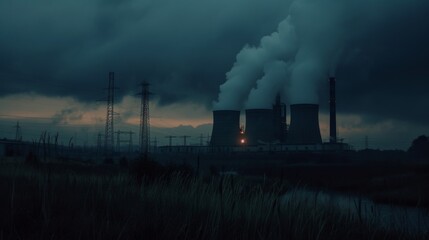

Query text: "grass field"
[0, 160, 426, 239]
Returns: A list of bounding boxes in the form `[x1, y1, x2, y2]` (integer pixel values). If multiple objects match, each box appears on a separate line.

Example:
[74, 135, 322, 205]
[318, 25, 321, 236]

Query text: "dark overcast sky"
[1, 0, 429, 149]
[0, 0, 291, 103]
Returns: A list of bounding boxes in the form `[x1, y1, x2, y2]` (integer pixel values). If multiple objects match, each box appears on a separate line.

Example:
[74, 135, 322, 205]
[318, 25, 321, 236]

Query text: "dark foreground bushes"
[0, 162, 426, 240]
[129, 157, 194, 184]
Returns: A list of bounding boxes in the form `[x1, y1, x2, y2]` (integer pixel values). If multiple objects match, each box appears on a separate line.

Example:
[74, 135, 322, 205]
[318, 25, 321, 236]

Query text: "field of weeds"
[0, 161, 426, 239]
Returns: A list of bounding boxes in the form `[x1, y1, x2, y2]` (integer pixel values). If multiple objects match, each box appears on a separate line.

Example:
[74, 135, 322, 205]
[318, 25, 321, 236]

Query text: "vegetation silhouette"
[2, 162, 427, 239]
[408, 135, 429, 161]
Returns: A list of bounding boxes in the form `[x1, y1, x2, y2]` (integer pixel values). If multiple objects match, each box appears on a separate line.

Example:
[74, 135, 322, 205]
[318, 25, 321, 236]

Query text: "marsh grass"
[0, 162, 425, 239]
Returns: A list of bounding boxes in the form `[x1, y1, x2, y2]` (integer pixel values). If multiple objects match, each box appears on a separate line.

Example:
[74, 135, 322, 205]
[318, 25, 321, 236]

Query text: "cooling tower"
[273, 94, 287, 142]
[287, 104, 322, 144]
[210, 110, 240, 146]
[245, 109, 274, 145]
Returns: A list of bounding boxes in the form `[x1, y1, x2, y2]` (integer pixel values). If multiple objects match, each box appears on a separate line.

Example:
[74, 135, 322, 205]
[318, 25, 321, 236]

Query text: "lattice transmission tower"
[115, 130, 134, 153]
[104, 72, 116, 156]
[14, 121, 22, 141]
[138, 82, 151, 156]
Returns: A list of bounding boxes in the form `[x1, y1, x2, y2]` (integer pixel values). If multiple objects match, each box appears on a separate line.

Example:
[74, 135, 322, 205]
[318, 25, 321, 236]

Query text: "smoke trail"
[287, 0, 347, 104]
[245, 60, 291, 109]
[213, 17, 298, 110]
[214, 0, 349, 109]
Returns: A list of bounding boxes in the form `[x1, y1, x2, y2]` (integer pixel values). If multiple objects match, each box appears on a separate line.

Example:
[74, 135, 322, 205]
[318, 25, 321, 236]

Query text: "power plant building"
[205, 77, 351, 153]
[210, 102, 323, 146]
[286, 104, 322, 144]
[272, 94, 287, 143]
[210, 110, 240, 146]
[245, 109, 274, 145]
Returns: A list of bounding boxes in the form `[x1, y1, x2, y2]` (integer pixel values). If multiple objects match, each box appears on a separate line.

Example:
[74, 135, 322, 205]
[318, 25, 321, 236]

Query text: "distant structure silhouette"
[128, 131, 134, 153]
[165, 136, 176, 146]
[104, 72, 116, 156]
[329, 76, 337, 143]
[115, 130, 134, 153]
[14, 121, 22, 141]
[180, 135, 191, 146]
[151, 137, 158, 152]
[138, 82, 151, 156]
[97, 133, 103, 155]
[198, 134, 204, 146]
[408, 135, 429, 160]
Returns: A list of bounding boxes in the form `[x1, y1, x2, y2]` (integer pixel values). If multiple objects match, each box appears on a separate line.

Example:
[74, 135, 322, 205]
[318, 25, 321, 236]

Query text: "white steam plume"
[245, 60, 291, 109]
[288, 0, 347, 104]
[214, 0, 349, 110]
[213, 17, 298, 110]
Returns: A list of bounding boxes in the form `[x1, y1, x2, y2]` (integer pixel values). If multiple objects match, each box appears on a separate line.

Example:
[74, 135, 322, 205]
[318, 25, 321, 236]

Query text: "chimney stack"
[329, 77, 337, 143]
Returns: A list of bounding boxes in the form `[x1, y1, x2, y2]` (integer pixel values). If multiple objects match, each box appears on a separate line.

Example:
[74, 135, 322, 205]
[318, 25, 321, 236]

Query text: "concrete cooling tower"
[287, 104, 322, 144]
[245, 109, 274, 145]
[210, 110, 240, 146]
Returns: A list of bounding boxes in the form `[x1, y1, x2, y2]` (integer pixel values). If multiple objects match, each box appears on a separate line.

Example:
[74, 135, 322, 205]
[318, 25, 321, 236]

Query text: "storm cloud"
[1, 0, 429, 134]
[0, 0, 291, 103]
[214, 0, 429, 122]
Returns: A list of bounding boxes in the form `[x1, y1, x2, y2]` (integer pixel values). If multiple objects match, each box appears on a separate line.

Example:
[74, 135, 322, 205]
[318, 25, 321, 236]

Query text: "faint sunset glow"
[0, 93, 212, 128]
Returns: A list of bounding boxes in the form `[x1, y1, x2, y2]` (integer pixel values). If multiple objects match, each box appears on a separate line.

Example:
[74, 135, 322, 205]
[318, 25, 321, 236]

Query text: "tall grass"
[0, 162, 425, 239]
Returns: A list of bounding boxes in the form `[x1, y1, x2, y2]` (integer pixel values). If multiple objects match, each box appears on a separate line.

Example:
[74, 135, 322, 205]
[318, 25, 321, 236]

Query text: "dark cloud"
[332, 0, 429, 125]
[1, 0, 429, 128]
[0, 0, 291, 106]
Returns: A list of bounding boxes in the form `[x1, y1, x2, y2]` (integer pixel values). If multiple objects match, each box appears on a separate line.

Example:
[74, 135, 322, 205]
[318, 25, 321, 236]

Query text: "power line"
[198, 134, 204, 146]
[115, 130, 134, 153]
[179, 135, 191, 146]
[0, 114, 53, 120]
[165, 136, 177, 149]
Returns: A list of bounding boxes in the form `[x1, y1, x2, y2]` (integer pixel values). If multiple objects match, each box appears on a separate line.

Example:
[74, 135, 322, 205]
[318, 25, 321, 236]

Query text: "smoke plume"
[214, 0, 349, 110]
[213, 17, 298, 110]
[245, 60, 291, 109]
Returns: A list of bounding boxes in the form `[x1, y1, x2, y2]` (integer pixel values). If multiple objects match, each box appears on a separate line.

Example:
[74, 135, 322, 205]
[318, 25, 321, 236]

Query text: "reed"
[0, 162, 424, 239]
